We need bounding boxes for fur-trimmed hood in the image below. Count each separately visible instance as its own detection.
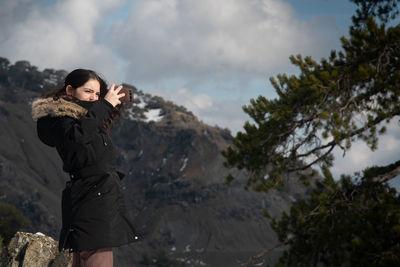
[31,97,88,121]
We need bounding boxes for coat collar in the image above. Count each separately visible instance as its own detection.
[31,97,88,121]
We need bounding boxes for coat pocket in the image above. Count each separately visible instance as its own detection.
[88,174,116,199]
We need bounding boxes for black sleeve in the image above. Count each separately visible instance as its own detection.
[51,99,114,145]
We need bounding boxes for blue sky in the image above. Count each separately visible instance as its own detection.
[1,0,399,182]
[287,0,354,21]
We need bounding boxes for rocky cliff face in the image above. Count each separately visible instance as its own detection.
[0,57,311,266]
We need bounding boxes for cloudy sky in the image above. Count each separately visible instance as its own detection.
[1,0,399,182]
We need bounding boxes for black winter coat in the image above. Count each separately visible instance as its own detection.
[32,97,137,252]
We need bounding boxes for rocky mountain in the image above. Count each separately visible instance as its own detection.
[0,57,312,266]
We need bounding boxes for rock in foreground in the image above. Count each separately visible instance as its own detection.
[2,232,72,267]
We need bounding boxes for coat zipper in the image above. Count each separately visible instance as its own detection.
[101,133,108,146]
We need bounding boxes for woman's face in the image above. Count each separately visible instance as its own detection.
[66,79,100,101]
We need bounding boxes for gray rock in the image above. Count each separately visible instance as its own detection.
[3,232,72,267]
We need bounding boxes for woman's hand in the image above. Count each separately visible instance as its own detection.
[104,84,125,107]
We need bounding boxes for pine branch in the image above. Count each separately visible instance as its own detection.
[370,162,400,183]
[238,241,289,267]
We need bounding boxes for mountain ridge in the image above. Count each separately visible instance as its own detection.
[0,57,311,266]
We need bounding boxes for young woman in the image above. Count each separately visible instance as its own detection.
[32,69,137,267]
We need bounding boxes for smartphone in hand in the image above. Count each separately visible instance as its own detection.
[119,87,134,102]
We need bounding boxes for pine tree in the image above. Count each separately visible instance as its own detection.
[222,0,400,265]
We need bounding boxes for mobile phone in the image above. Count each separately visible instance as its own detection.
[119,87,133,102]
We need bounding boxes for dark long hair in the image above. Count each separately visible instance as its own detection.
[45,69,121,131]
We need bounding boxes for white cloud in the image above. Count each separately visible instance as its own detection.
[197,98,248,133]
[0,0,124,83]
[0,0,35,43]
[112,0,336,83]
[149,87,247,133]
[149,87,212,112]
[331,119,400,178]
[174,88,213,110]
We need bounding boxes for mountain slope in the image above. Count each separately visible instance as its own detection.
[0,57,311,266]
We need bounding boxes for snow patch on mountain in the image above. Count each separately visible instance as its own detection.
[125,93,164,122]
